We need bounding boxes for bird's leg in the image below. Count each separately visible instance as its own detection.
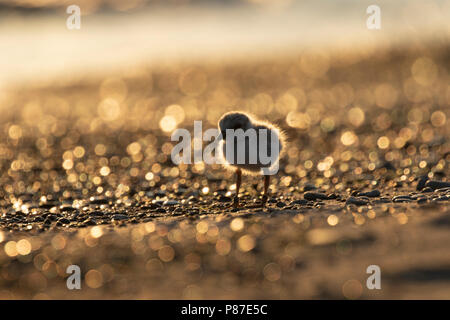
[233,168,242,208]
[261,175,270,207]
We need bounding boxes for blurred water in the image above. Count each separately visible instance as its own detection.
[0,0,449,88]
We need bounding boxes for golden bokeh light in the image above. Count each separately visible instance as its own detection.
[237,235,255,252]
[159,115,177,133]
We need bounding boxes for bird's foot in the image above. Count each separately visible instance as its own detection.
[261,195,268,208]
[233,196,240,208]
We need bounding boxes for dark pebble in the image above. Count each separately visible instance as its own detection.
[303,184,317,191]
[39,203,55,209]
[217,196,232,203]
[304,192,329,201]
[33,216,44,223]
[48,215,58,222]
[112,214,128,221]
[345,197,368,206]
[290,199,308,205]
[432,196,449,202]
[276,202,286,208]
[89,198,109,205]
[416,176,429,191]
[163,200,179,206]
[154,208,167,214]
[57,218,71,225]
[373,197,392,203]
[357,190,380,197]
[392,195,413,203]
[421,187,434,193]
[85,219,98,226]
[188,209,199,215]
[424,180,450,191]
[60,205,76,212]
[142,203,161,210]
[435,187,450,194]
[172,207,184,215]
[187,196,200,203]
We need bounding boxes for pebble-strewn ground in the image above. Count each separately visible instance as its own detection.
[0,43,449,299]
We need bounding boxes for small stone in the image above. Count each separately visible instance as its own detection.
[304,192,329,201]
[33,216,44,223]
[432,196,449,202]
[345,197,368,206]
[142,203,161,210]
[172,207,184,215]
[163,200,179,206]
[392,195,413,203]
[60,205,76,212]
[89,197,109,205]
[39,203,55,209]
[218,196,232,203]
[154,208,167,214]
[276,202,286,208]
[394,181,403,188]
[112,214,128,221]
[303,184,317,191]
[421,187,433,193]
[57,218,71,225]
[188,209,199,215]
[357,190,380,198]
[84,219,97,226]
[416,176,429,191]
[434,187,450,194]
[424,180,450,191]
[290,199,308,205]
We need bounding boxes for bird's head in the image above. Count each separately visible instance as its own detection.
[218,112,252,139]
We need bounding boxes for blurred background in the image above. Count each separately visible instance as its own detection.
[0,0,449,87]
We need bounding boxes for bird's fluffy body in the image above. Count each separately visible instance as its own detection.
[218,111,286,175]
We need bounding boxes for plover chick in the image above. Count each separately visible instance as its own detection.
[218,111,285,208]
